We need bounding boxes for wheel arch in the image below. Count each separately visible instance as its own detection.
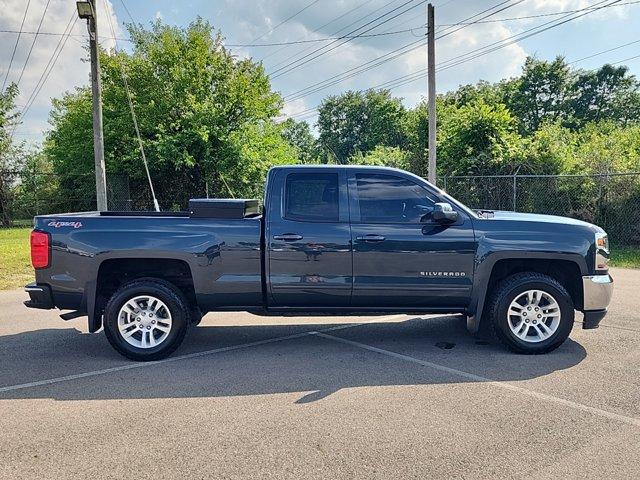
[90,257,196,333]
[467,253,586,334]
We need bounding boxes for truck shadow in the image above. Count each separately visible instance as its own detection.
[0,315,587,403]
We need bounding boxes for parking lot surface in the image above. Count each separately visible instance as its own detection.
[0,267,638,479]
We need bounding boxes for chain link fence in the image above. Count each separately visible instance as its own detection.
[0,170,134,226]
[3,169,639,245]
[0,168,215,226]
[442,173,640,246]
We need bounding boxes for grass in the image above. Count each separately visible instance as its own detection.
[609,246,640,269]
[0,227,638,291]
[0,227,34,290]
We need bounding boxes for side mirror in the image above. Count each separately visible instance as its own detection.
[431,202,459,223]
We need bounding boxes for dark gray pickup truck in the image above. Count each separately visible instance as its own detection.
[25,165,613,360]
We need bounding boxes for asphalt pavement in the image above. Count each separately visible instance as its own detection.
[0,268,638,479]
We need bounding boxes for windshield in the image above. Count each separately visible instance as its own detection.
[433,185,479,218]
[401,169,479,218]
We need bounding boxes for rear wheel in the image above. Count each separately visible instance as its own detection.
[487,272,574,354]
[103,279,190,361]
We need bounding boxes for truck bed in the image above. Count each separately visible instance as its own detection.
[33,212,264,331]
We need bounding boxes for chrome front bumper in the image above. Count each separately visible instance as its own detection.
[582,274,613,311]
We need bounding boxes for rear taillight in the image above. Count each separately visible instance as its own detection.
[30,230,50,269]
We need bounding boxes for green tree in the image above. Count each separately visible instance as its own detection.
[350,145,410,170]
[568,64,640,128]
[441,79,510,108]
[317,89,407,164]
[403,100,428,175]
[570,122,640,174]
[281,118,318,163]
[45,19,296,210]
[520,122,573,175]
[438,99,524,176]
[0,84,23,226]
[507,56,573,135]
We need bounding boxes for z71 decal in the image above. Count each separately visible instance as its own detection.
[47,221,83,229]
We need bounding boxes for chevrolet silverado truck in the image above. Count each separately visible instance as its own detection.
[24,165,613,361]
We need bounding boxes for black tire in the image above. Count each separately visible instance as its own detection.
[486,272,574,354]
[103,279,190,361]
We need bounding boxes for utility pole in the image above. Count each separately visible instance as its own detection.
[77,0,108,211]
[427,3,437,185]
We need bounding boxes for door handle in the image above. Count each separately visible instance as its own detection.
[273,233,303,242]
[356,234,386,243]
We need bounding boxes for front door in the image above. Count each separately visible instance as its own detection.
[349,172,476,308]
[267,169,352,307]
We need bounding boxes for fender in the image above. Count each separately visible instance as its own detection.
[466,249,588,334]
[88,253,197,333]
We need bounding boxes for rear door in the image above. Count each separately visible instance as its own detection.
[348,171,476,308]
[266,168,352,307]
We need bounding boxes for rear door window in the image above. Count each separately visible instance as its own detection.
[285,173,339,222]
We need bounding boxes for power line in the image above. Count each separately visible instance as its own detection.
[286,0,633,109]
[270,0,427,78]
[227,27,424,47]
[3,0,637,47]
[569,38,640,64]
[258,0,376,62]
[118,0,136,24]
[283,0,524,102]
[285,1,526,114]
[2,0,32,91]
[376,0,619,91]
[11,10,77,138]
[250,0,322,43]
[437,0,640,25]
[288,0,625,120]
[20,17,77,119]
[221,0,640,48]
[0,25,428,49]
[434,0,519,40]
[269,0,426,78]
[0,29,133,44]
[267,0,401,71]
[436,0,620,71]
[612,52,640,64]
[261,0,454,64]
[16,0,52,87]
[388,0,624,88]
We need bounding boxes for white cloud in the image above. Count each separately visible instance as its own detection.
[1,0,122,143]
[279,97,308,119]
[435,21,528,91]
[4,0,635,140]
[228,0,632,122]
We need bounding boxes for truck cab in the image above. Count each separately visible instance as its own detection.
[264,166,476,311]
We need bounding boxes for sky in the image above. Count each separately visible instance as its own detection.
[2,0,639,144]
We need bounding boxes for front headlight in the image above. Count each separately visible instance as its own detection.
[595,232,609,271]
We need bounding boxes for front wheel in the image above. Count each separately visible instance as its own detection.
[486,272,575,354]
[103,279,190,361]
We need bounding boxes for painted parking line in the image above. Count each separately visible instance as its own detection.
[313,331,640,429]
[0,315,410,394]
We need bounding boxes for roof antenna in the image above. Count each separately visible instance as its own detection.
[101,0,160,211]
[219,173,235,198]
